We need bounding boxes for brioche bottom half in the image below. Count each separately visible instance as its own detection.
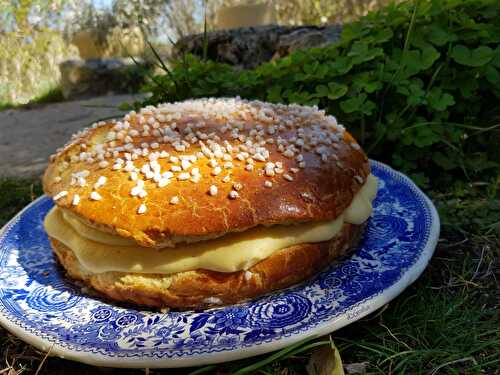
[49,222,364,310]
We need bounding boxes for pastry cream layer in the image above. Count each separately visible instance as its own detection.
[44,174,377,274]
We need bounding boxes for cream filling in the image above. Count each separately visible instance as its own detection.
[61,210,137,247]
[44,174,377,274]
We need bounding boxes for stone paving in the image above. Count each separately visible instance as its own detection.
[0,94,144,178]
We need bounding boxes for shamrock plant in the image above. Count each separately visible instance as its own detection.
[140,0,500,189]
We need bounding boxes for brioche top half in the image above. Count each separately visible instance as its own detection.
[43,98,370,247]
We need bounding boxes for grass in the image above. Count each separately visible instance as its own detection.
[0,177,498,374]
[0,87,65,111]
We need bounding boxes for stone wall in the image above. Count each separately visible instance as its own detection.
[174,24,343,69]
[59,58,150,100]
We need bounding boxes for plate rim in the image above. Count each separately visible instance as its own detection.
[0,160,440,368]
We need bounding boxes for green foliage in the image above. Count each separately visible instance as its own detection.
[31,87,64,105]
[140,0,500,190]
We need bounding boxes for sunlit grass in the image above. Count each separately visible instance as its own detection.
[0,87,65,111]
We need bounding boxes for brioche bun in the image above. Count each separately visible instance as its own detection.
[43,98,373,309]
[49,222,363,310]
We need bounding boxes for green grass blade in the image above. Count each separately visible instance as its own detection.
[187,364,217,375]
[146,40,170,74]
[146,39,179,93]
[232,336,317,375]
[119,40,171,97]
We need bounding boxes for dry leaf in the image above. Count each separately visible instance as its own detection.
[344,361,369,374]
[306,340,345,375]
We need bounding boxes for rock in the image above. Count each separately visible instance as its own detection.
[175,24,342,69]
[59,58,149,100]
[274,26,342,59]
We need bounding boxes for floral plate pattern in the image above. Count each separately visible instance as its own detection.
[0,161,439,368]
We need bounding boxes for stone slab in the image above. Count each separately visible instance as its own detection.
[0,94,145,178]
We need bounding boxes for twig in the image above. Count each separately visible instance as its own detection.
[470,245,488,282]
[34,344,54,375]
[428,357,477,375]
[438,238,469,249]
[379,323,412,350]
[360,303,389,321]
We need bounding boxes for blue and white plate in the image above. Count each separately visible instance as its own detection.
[0,161,439,368]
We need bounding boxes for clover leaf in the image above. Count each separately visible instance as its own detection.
[402,125,441,147]
[451,45,493,67]
[492,47,500,68]
[485,66,500,89]
[427,24,458,46]
[426,87,455,111]
[347,42,384,65]
[406,81,426,106]
[328,57,353,75]
[267,86,282,103]
[402,46,440,76]
[352,72,383,94]
[340,93,375,115]
[316,82,348,100]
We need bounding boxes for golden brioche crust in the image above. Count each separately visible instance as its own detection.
[49,223,364,310]
[43,99,370,247]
